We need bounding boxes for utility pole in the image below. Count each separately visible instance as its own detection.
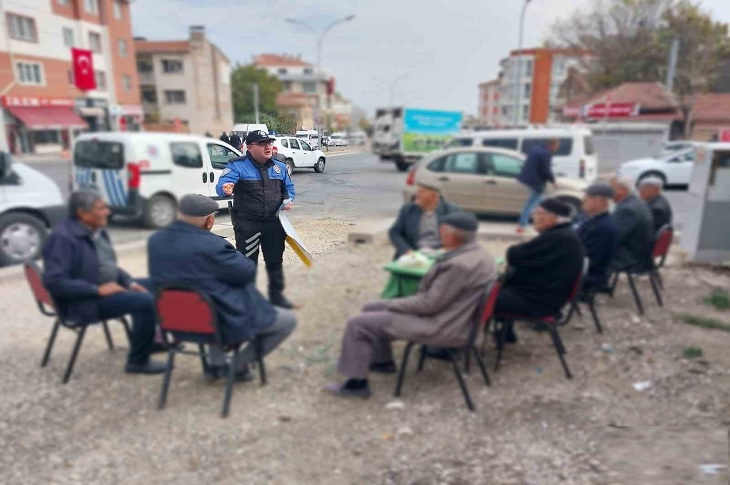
[252,83,260,124]
[665,37,680,94]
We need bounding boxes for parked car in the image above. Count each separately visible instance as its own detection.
[295,130,320,149]
[617,148,695,187]
[330,133,347,147]
[402,147,587,216]
[272,136,326,175]
[659,140,701,156]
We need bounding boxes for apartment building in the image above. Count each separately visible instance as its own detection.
[0,0,141,154]
[254,53,351,131]
[135,26,232,136]
[477,79,500,127]
[497,47,593,126]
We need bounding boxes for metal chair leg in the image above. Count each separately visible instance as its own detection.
[221,349,238,418]
[472,346,491,386]
[608,272,619,297]
[102,320,114,350]
[158,349,176,410]
[41,319,61,367]
[198,344,208,375]
[549,327,572,379]
[120,317,132,341]
[394,342,415,397]
[655,270,664,291]
[63,325,87,384]
[588,298,603,334]
[626,273,644,315]
[255,338,266,385]
[449,354,474,411]
[464,346,471,374]
[416,345,426,371]
[649,272,663,307]
[572,301,583,318]
[494,321,510,371]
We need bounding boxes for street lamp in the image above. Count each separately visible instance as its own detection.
[512,0,532,127]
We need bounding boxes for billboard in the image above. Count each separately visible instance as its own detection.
[402,109,463,153]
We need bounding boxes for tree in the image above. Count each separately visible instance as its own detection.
[230,64,283,122]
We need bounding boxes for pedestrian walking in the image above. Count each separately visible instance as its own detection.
[516,138,559,233]
[215,130,297,309]
[220,131,230,144]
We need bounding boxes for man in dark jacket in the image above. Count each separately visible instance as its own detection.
[148,194,297,380]
[220,132,230,145]
[216,130,297,309]
[496,198,585,341]
[638,176,672,232]
[516,139,560,233]
[575,183,619,291]
[610,176,655,271]
[42,190,165,374]
[229,132,242,150]
[388,183,462,259]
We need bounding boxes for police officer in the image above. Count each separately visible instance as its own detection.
[216,130,296,309]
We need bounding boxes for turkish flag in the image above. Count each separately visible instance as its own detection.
[72,48,96,91]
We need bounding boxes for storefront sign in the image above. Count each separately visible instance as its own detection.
[719,128,730,142]
[583,103,639,118]
[1,96,74,108]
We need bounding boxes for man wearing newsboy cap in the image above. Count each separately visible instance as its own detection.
[575,183,619,292]
[148,194,297,382]
[325,212,496,398]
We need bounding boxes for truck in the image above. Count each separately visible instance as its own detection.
[372,107,463,171]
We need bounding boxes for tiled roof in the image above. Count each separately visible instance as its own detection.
[588,82,677,110]
[693,93,730,122]
[135,40,189,53]
[255,54,313,67]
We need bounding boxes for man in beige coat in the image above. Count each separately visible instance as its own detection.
[325,212,497,398]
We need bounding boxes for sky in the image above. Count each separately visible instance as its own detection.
[131,0,730,118]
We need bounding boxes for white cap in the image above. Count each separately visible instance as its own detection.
[638,176,664,188]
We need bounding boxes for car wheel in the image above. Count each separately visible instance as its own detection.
[556,196,582,217]
[314,158,326,173]
[142,194,176,229]
[0,212,47,266]
[285,159,294,176]
[638,171,666,187]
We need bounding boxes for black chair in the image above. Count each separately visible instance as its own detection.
[493,258,588,380]
[155,285,266,418]
[608,225,673,315]
[394,281,500,412]
[24,262,131,384]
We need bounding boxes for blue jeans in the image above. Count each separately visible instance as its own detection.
[518,189,543,227]
[97,278,156,366]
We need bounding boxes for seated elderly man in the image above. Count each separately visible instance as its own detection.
[326,212,496,398]
[388,183,462,259]
[609,175,655,271]
[496,199,585,342]
[42,190,165,374]
[575,183,619,292]
[638,176,673,232]
[148,194,297,381]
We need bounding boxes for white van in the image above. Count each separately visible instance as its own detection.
[446,127,598,181]
[231,123,269,144]
[73,132,242,228]
[295,130,320,149]
[0,152,66,265]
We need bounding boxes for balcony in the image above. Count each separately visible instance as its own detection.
[138,71,156,86]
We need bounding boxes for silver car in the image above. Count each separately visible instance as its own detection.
[402,147,587,215]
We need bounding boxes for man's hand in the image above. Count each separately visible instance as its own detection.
[284,202,293,211]
[98,282,127,296]
[129,282,149,293]
[222,183,235,196]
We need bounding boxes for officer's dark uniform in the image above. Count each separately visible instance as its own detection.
[216,131,296,308]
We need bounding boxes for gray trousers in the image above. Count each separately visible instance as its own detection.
[209,308,297,370]
[337,300,400,379]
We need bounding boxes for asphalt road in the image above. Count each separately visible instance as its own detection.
[30,150,689,247]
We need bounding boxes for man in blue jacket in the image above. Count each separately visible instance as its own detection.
[516,138,559,233]
[42,190,165,374]
[216,130,297,309]
[148,194,297,380]
[575,183,619,292]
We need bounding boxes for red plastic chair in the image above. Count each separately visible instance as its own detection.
[155,286,266,418]
[394,280,500,412]
[24,262,130,384]
[493,258,588,380]
[609,225,673,315]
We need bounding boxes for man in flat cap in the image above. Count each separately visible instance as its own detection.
[495,198,585,342]
[609,175,654,271]
[638,176,672,232]
[216,129,297,309]
[389,183,462,259]
[575,183,619,292]
[148,194,297,381]
[325,212,496,398]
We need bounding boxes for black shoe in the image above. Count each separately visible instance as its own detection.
[205,364,254,382]
[150,342,184,354]
[125,360,167,375]
[369,361,397,374]
[422,346,455,361]
[235,366,254,382]
[323,381,371,399]
[270,295,296,309]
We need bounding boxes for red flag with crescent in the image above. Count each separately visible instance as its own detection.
[72,48,96,91]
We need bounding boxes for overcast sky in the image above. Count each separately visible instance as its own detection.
[131,0,730,118]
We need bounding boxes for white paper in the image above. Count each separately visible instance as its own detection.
[278,206,313,267]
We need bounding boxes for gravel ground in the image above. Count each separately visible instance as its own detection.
[1,220,729,484]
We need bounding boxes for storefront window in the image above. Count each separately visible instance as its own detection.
[31,130,60,145]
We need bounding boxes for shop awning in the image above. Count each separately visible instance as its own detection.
[5,106,88,130]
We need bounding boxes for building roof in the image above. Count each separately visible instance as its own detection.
[585,82,677,110]
[693,93,730,122]
[135,40,190,53]
[509,47,593,57]
[276,92,311,108]
[478,79,500,88]
[255,54,313,68]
